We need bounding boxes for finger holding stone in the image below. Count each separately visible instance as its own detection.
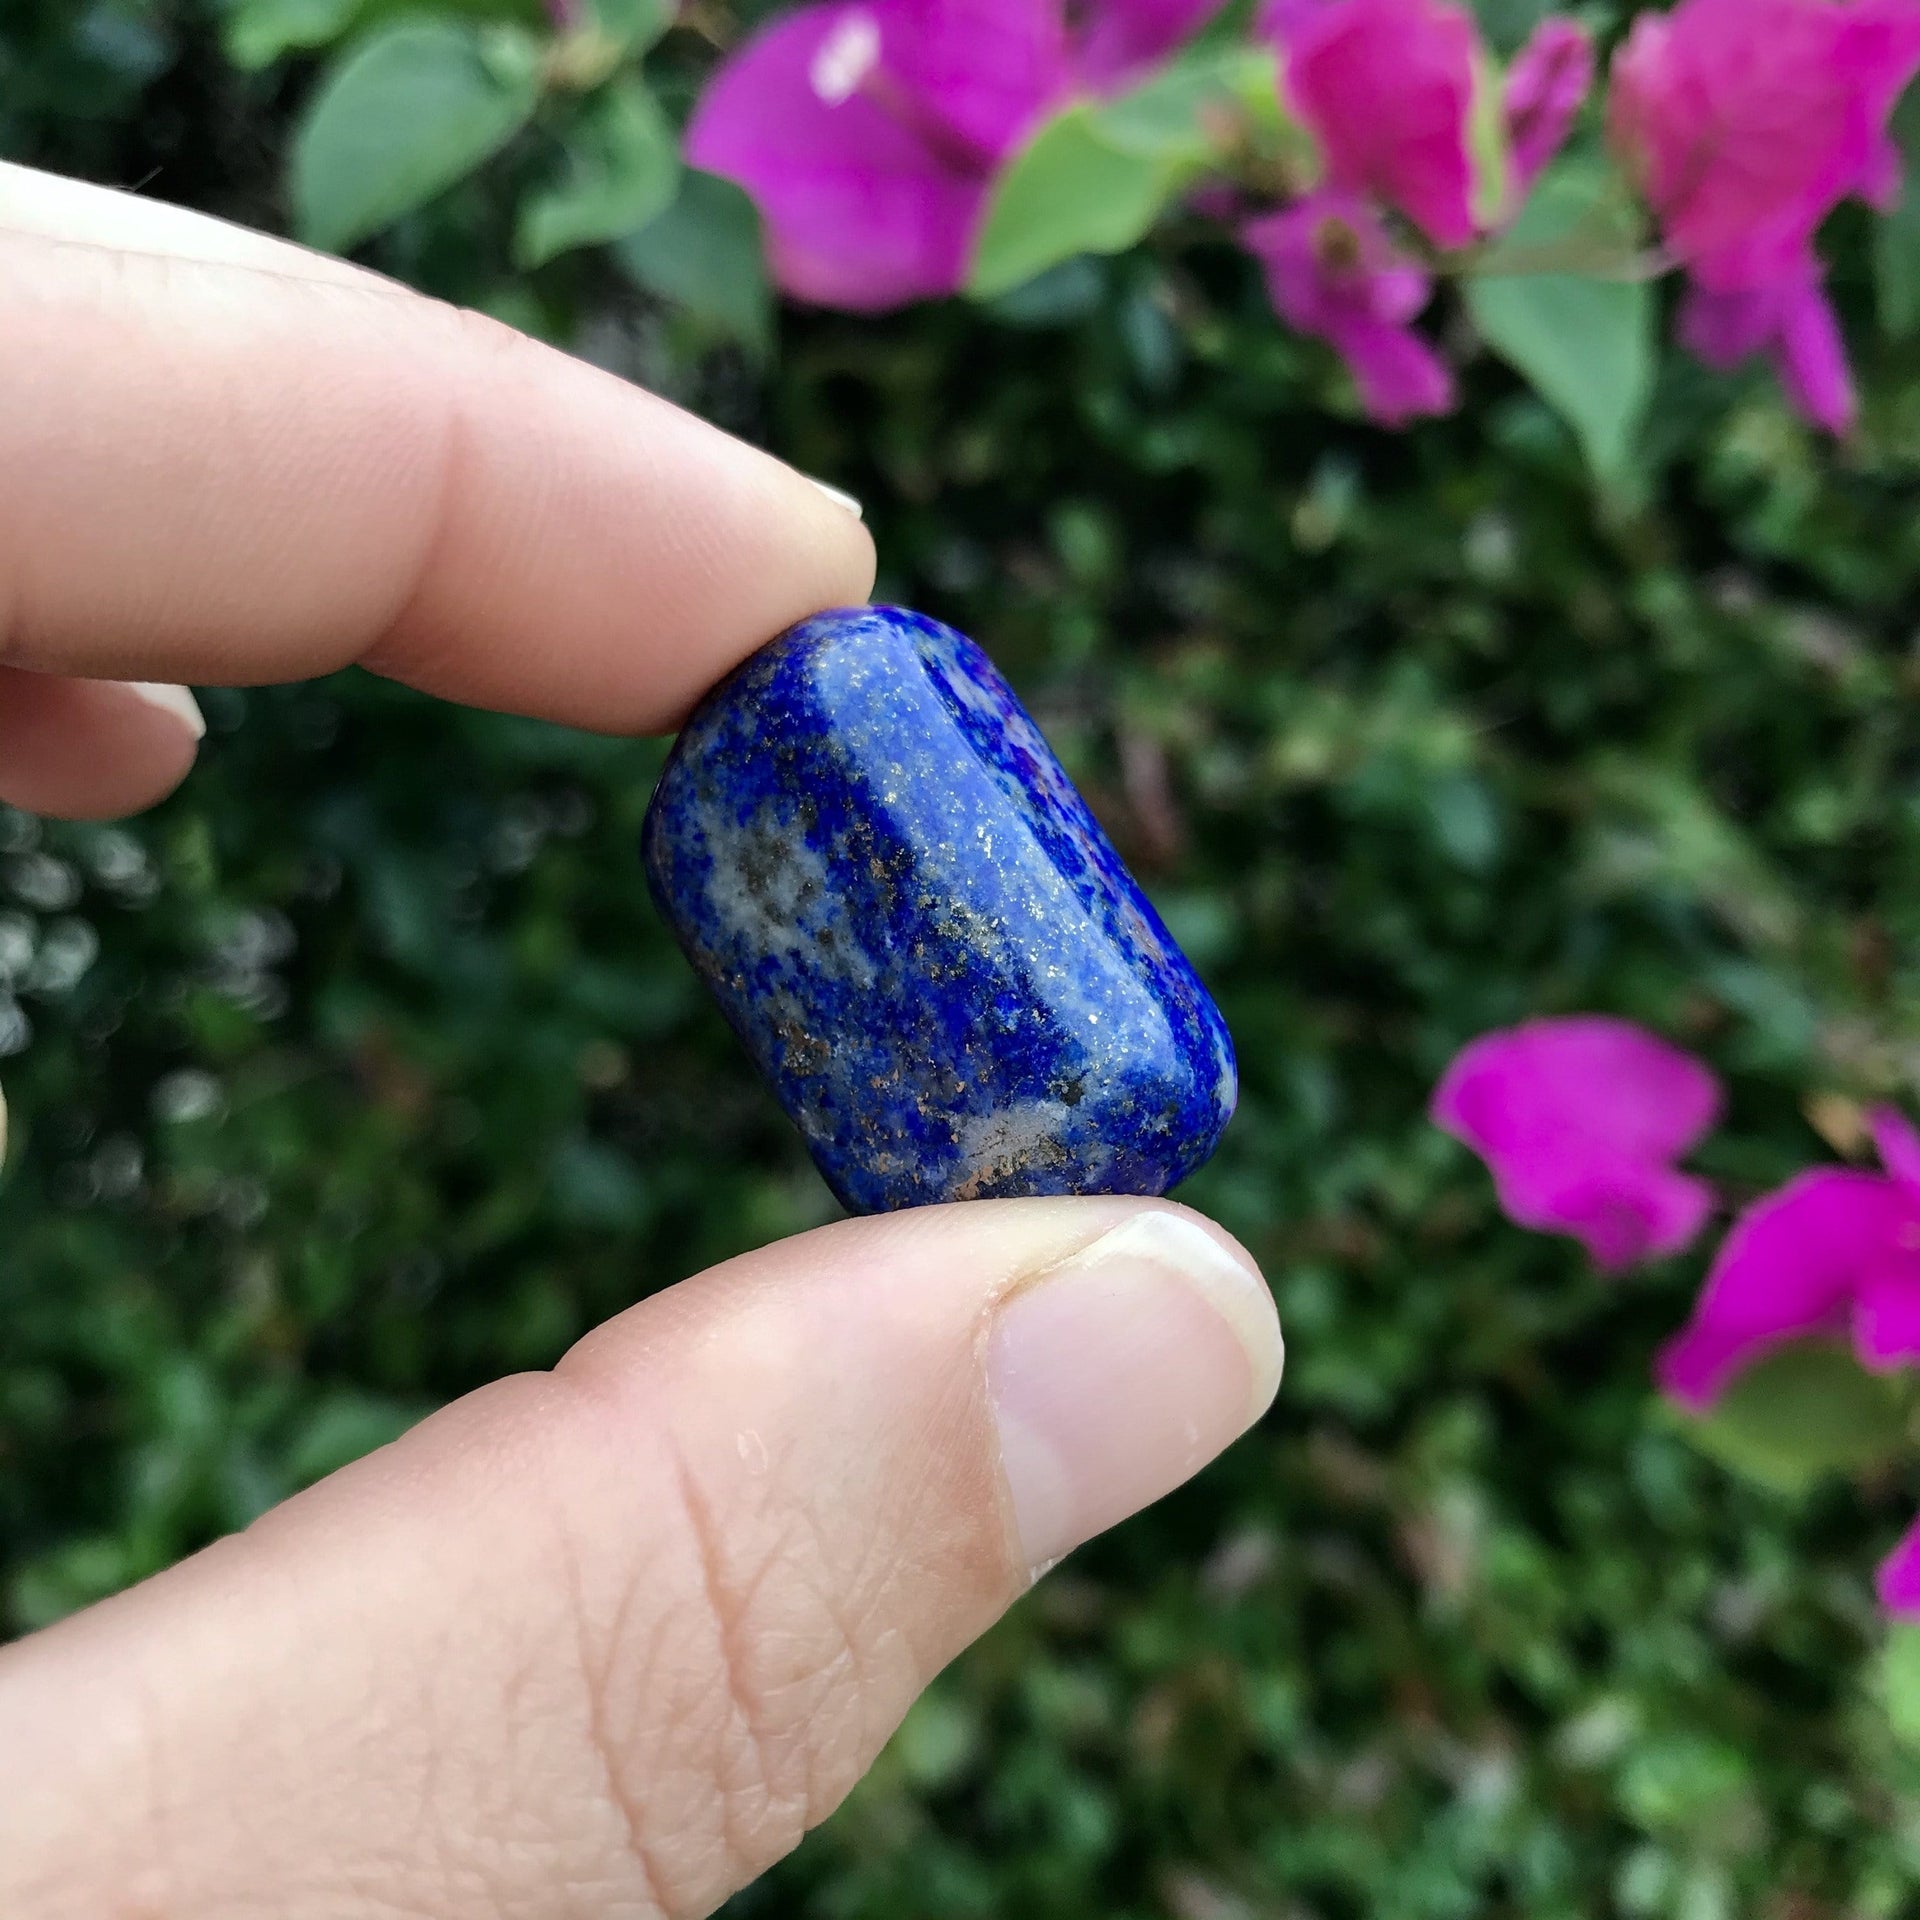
[0,180,873,733]
[0,1198,1281,1920]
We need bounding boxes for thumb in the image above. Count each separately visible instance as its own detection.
[0,1197,1281,1920]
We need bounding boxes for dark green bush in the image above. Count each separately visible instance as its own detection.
[6,6,1920,1914]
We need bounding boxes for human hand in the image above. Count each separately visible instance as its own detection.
[0,163,1285,1920]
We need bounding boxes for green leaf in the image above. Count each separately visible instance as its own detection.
[545,0,673,90]
[1471,0,1554,56]
[969,47,1263,299]
[1882,1623,1920,1749]
[291,19,543,253]
[283,1392,425,1485]
[223,0,367,70]
[1616,1735,1755,1838]
[588,0,673,55]
[968,108,1190,300]
[1682,1341,1910,1498]
[615,168,774,358]
[515,77,678,268]
[983,255,1107,328]
[893,1691,983,1791]
[1464,163,1654,489]
[1875,89,1920,339]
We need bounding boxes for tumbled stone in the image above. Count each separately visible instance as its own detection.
[641,606,1236,1214]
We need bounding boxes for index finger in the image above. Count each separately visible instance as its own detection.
[0,164,873,732]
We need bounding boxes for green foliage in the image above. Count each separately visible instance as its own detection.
[223,0,370,70]
[514,74,677,267]
[1683,1343,1913,1498]
[8,8,1920,1918]
[1877,90,1920,340]
[616,168,775,358]
[970,49,1275,299]
[1880,1622,1920,1750]
[1465,164,1656,490]
[222,0,360,68]
[584,0,674,56]
[291,17,543,251]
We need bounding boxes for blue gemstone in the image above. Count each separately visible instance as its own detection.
[642,606,1237,1214]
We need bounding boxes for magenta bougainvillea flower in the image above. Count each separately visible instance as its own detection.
[1658,1104,1920,1620]
[1879,1515,1920,1616]
[1502,17,1595,202]
[1658,1106,1920,1410]
[1074,0,1224,87]
[1261,0,1592,247]
[1678,258,1857,433]
[687,0,1219,308]
[1249,0,1588,423]
[1243,190,1454,423]
[1609,0,1920,291]
[1431,1016,1723,1272]
[1263,0,1484,247]
[1608,0,1920,431]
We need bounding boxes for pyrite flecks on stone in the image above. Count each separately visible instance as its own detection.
[641,606,1237,1215]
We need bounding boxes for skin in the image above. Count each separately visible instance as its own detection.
[0,163,1283,1920]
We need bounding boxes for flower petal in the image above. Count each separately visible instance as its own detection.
[1607,0,1920,292]
[1433,1018,1721,1270]
[1504,18,1593,200]
[1656,1168,1909,1409]
[1677,278,1785,367]
[1327,310,1457,424]
[1075,0,1226,90]
[686,1,989,309]
[1243,189,1411,329]
[1877,1511,1920,1617]
[1273,0,1483,248]
[1245,192,1454,426]
[1432,1016,1722,1165]
[1872,1106,1920,1192]
[1676,263,1857,434]
[1856,129,1906,207]
[1495,1149,1715,1272]
[1855,1254,1920,1369]
[881,0,1071,161]
[1774,273,1856,433]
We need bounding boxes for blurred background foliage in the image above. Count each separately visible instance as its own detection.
[6,2,1920,1915]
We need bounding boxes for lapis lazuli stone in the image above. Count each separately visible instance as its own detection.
[641,606,1236,1215]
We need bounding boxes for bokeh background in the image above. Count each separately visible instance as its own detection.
[6,3,1920,1913]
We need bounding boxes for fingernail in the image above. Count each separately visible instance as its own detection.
[123,682,206,740]
[803,475,864,520]
[988,1211,1283,1577]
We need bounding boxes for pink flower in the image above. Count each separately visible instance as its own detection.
[1503,18,1594,202]
[1262,0,1592,248]
[687,0,1220,309]
[1247,2,1588,423]
[1265,0,1483,248]
[1677,256,1858,434]
[1658,1106,1920,1410]
[1878,1513,1920,1617]
[1244,190,1454,423]
[1609,0,1920,293]
[1074,0,1224,89]
[1431,1016,1723,1272]
[1608,0,1920,431]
